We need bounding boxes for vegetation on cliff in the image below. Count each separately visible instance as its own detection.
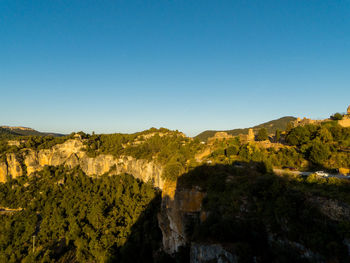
[83,128,203,181]
[0,128,203,182]
[0,133,77,160]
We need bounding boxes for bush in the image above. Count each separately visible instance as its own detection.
[256,128,268,141]
[162,162,184,181]
[309,140,331,165]
[331,113,343,120]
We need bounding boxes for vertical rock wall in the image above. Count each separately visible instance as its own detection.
[158,181,206,254]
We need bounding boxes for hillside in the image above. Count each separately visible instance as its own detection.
[0,126,64,137]
[195,116,296,141]
[0,127,20,137]
[1,114,350,262]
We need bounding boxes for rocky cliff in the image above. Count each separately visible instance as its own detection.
[157,163,350,261]
[0,139,164,188]
[0,138,206,257]
[158,181,206,254]
[3,138,349,261]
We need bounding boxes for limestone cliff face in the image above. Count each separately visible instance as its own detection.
[158,181,206,254]
[0,162,8,182]
[6,153,23,179]
[0,139,164,188]
[338,118,350,128]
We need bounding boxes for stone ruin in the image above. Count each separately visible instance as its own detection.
[336,105,350,127]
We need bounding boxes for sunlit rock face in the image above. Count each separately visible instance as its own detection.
[158,181,206,254]
[5,153,23,179]
[0,162,8,182]
[0,139,164,188]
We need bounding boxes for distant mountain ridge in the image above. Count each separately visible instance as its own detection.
[1,126,34,131]
[195,116,296,141]
[0,126,64,137]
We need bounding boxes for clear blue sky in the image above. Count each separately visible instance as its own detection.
[1,0,349,136]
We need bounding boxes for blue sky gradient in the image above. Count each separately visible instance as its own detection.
[1,0,349,136]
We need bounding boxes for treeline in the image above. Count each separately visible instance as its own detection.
[208,122,350,170]
[285,122,350,169]
[209,137,304,170]
[0,166,162,263]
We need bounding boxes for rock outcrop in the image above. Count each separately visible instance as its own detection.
[338,118,350,128]
[308,196,350,221]
[0,138,208,256]
[190,243,237,263]
[0,162,8,182]
[0,139,164,188]
[158,181,206,254]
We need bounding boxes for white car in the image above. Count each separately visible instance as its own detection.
[315,171,328,177]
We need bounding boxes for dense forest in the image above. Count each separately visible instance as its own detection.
[0,166,163,263]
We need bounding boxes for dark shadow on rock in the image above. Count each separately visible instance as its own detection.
[162,161,350,263]
[95,161,350,263]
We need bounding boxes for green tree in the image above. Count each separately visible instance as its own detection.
[309,140,331,165]
[275,129,281,142]
[256,128,268,141]
[226,145,239,156]
[162,162,184,181]
[285,125,317,146]
[331,113,343,120]
[317,127,333,143]
[285,122,294,132]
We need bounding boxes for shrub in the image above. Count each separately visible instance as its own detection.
[256,128,268,141]
[162,162,184,181]
[331,113,343,120]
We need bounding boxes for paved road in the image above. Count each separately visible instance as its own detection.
[273,169,350,179]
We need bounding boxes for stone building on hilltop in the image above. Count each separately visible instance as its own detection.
[207,129,255,144]
[337,105,350,127]
[207,132,233,144]
[291,117,319,127]
[239,128,255,143]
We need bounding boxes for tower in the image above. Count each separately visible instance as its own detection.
[247,128,255,141]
